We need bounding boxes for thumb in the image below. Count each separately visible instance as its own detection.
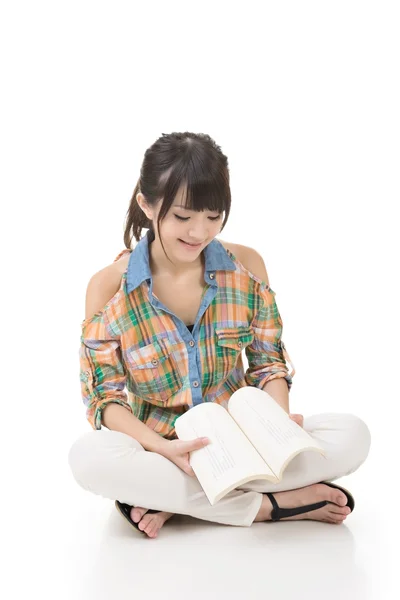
[186,437,210,451]
[184,462,196,477]
[289,414,303,426]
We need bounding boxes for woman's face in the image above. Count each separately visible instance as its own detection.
[141,189,224,263]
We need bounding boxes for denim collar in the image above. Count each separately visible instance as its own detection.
[126,229,236,293]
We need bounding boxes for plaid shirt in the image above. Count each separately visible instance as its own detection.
[79,229,295,440]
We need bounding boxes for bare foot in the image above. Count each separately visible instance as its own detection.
[254,483,352,525]
[130,507,175,538]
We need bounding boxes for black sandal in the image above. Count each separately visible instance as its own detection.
[115,500,161,535]
[266,481,355,522]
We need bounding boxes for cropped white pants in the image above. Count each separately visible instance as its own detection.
[68,412,371,527]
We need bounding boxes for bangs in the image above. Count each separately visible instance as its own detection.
[177,176,228,214]
[157,159,230,220]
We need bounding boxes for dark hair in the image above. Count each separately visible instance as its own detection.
[123,132,231,261]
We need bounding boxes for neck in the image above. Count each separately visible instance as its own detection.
[149,236,204,278]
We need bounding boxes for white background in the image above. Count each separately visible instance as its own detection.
[1,1,398,598]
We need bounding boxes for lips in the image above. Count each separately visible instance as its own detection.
[179,240,203,247]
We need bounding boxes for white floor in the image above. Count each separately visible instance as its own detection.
[11,435,395,600]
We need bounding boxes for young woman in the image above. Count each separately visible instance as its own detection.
[68,132,371,539]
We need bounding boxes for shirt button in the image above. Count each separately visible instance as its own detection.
[189,340,195,347]
[209,272,215,279]
[151,359,158,366]
[193,381,199,387]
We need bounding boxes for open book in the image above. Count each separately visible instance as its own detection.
[174,386,327,506]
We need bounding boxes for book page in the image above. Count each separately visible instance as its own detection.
[174,402,278,505]
[228,387,327,479]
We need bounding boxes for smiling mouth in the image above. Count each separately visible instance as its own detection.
[179,240,203,246]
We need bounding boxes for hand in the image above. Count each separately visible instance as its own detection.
[289,413,304,428]
[158,437,211,476]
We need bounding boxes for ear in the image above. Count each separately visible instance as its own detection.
[136,193,154,221]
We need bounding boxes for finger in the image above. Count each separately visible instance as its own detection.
[187,437,210,451]
[184,464,195,476]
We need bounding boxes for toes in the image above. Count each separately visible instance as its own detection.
[140,514,158,537]
[329,512,347,523]
[318,484,348,507]
[131,507,148,523]
[146,524,157,537]
[141,516,153,532]
[322,515,345,524]
[145,524,158,538]
[336,494,347,506]
[329,505,351,515]
[129,508,161,538]
[138,519,147,531]
[318,484,347,506]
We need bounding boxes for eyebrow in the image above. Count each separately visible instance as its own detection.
[173,205,221,212]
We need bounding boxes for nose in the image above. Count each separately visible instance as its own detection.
[187,224,208,242]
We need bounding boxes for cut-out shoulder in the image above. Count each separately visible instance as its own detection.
[219,239,269,285]
[85,261,126,321]
[241,246,270,285]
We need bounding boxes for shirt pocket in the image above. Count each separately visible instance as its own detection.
[125,338,184,405]
[215,325,255,381]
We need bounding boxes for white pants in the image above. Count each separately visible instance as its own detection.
[68,412,371,527]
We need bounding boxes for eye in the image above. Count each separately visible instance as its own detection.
[174,215,221,222]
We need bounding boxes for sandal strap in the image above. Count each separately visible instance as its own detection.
[266,492,328,521]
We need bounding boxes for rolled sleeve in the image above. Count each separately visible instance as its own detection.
[79,312,132,430]
[245,285,296,391]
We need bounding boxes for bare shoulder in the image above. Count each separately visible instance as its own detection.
[85,257,129,320]
[218,238,269,285]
